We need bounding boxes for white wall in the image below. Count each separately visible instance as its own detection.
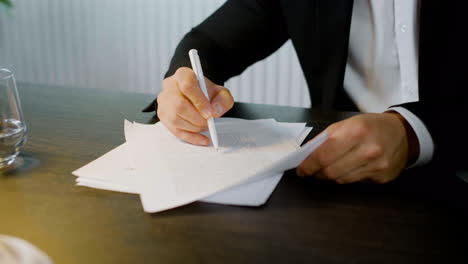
[0,0,311,107]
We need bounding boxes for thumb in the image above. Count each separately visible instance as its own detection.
[210,86,234,118]
[204,78,234,118]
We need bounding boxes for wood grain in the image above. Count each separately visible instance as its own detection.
[0,83,467,264]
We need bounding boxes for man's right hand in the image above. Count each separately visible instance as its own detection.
[156,67,234,146]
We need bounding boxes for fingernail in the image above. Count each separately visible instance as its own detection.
[201,109,212,119]
[213,103,224,116]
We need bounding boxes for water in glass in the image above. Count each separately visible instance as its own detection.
[0,68,27,168]
[0,119,26,167]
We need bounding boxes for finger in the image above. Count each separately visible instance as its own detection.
[210,87,234,118]
[158,102,208,144]
[175,95,209,128]
[334,163,371,184]
[337,164,395,184]
[205,77,223,99]
[157,83,207,127]
[158,107,206,133]
[158,89,207,129]
[173,114,207,133]
[316,144,369,181]
[175,68,214,119]
[296,123,356,177]
[335,143,390,184]
[204,78,234,118]
[166,125,210,146]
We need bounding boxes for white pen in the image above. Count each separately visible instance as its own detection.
[188,49,219,151]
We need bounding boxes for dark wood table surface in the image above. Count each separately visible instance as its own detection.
[1,83,467,264]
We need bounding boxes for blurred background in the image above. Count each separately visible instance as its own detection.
[0,0,310,107]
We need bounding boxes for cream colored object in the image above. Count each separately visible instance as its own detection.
[0,235,53,264]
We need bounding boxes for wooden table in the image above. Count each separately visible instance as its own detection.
[1,83,467,263]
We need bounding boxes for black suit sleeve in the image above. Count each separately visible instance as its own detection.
[143,0,289,112]
[395,1,468,171]
[165,0,289,84]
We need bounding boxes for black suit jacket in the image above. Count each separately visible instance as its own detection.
[148,0,468,171]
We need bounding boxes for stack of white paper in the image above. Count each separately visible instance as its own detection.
[73,118,327,213]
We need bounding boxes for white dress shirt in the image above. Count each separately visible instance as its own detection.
[344,0,434,166]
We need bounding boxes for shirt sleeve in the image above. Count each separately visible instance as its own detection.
[387,106,434,167]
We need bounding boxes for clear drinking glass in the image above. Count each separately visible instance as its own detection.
[0,68,27,168]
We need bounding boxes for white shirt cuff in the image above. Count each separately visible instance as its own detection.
[387,106,435,167]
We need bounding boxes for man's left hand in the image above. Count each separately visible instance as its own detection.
[296,113,409,184]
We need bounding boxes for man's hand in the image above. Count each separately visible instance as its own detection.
[297,113,410,184]
[156,67,234,146]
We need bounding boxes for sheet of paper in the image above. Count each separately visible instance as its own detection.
[125,119,325,213]
[73,144,139,193]
[77,178,136,194]
[125,119,299,212]
[200,174,283,206]
[199,126,312,206]
[72,118,314,208]
[73,123,312,206]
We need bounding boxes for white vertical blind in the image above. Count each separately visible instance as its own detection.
[0,0,311,107]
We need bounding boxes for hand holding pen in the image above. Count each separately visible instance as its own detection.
[156,50,234,147]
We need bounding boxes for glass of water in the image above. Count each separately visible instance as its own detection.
[0,68,26,168]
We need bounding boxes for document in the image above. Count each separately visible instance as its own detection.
[73,118,325,213]
[125,119,325,213]
[74,119,312,206]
